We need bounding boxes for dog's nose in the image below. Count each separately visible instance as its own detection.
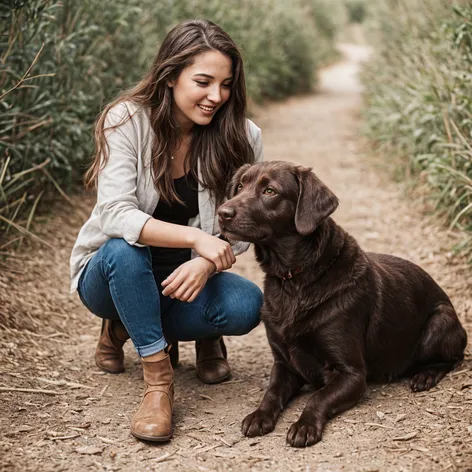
[218,206,236,220]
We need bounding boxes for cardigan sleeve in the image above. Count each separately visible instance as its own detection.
[96,103,152,245]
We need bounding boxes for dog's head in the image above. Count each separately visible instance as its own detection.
[217,161,339,243]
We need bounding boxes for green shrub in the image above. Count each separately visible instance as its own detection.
[344,0,367,23]
[0,0,146,246]
[362,0,472,261]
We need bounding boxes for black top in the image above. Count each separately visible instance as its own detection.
[150,171,199,274]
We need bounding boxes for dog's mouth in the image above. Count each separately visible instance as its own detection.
[220,223,268,243]
[220,227,247,242]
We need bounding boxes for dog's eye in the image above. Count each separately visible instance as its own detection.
[263,187,277,196]
[236,183,243,192]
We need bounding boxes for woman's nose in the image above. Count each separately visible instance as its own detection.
[207,85,222,103]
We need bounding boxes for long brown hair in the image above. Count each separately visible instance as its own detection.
[84,19,255,205]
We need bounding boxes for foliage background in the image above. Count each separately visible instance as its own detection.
[361,0,472,260]
[0,0,346,248]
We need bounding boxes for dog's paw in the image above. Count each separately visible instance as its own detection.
[241,410,276,437]
[410,369,445,392]
[286,418,323,448]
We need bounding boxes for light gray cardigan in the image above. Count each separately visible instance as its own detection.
[70,101,263,292]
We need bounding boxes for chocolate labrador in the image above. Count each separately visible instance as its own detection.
[217,161,467,448]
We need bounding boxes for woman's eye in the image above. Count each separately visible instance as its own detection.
[263,187,277,196]
[222,83,232,89]
[196,81,209,87]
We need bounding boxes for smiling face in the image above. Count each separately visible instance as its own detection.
[217,161,339,243]
[169,50,233,132]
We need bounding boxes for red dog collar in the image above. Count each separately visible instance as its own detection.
[281,267,303,281]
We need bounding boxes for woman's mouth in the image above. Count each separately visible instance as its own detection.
[198,104,216,114]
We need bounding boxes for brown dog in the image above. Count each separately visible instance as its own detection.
[217,161,467,448]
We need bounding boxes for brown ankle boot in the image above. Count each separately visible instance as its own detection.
[131,354,174,442]
[196,337,231,384]
[95,319,130,374]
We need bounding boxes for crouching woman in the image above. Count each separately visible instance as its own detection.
[70,19,263,442]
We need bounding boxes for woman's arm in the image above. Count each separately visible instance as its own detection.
[139,218,235,272]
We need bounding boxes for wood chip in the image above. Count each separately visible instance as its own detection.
[50,434,80,441]
[394,414,407,423]
[18,426,34,433]
[75,446,103,455]
[98,436,116,445]
[364,423,393,429]
[199,394,214,401]
[411,446,430,453]
[195,444,221,455]
[425,408,443,417]
[99,385,109,396]
[392,431,418,441]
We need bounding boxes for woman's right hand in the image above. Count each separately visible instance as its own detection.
[192,231,236,272]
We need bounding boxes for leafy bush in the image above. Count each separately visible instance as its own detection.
[362,0,472,260]
[344,0,367,23]
[0,0,146,246]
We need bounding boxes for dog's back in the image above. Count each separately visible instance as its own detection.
[362,253,464,381]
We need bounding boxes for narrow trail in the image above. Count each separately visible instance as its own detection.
[1,45,471,472]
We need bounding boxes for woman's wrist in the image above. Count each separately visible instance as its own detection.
[198,256,217,276]
[187,227,202,249]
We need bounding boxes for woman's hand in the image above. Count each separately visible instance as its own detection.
[161,257,216,302]
[192,231,236,272]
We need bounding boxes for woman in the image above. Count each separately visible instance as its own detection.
[70,19,263,442]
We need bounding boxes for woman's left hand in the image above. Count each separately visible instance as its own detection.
[161,257,216,302]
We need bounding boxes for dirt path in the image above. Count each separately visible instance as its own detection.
[1,44,471,472]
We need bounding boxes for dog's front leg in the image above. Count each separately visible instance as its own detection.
[242,361,304,437]
[287,369,366,447]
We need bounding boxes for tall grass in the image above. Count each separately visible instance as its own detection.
[362,0,472,261]
[1,0,346,249]
[0,0,146,248]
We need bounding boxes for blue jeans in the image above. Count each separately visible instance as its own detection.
[77,238,263,357]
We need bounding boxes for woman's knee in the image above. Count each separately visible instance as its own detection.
[208,274,263,335]
[101,238,151,272]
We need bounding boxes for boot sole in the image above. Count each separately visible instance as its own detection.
[95,360,125,374]
[197,371,232,384]
[131,430,172,442]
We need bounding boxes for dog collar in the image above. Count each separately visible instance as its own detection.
[281,267,303,281]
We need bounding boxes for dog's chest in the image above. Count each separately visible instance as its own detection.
[264,316,327,386]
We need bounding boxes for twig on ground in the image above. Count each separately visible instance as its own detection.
[154,448,180,463]
[0,387,63,396]
[198,394,214,401]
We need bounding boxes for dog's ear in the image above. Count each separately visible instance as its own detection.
[295,167,339,235]
[227,164,251,198]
